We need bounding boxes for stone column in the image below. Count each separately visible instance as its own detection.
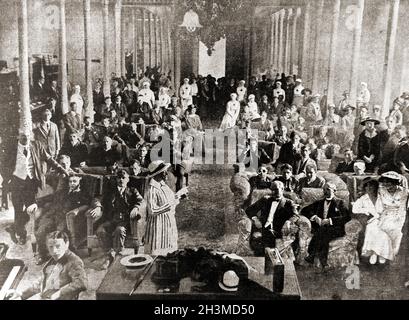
[167,21,173,78]
[121,8,126,77]
[312,0,324,93]
[274,12,279,72]
[400,48,409,94]
[300,2,311,79]
[141,9,146,73]
[278,10,285,73]
[291,8,301,75]
[269,14,275,69]
[160,20,164,71]
[349,0,365,107]
[83,0,93,121]
[382,0,400,118]
[153,15,157,67]
[148,12,153,67]
[284,9,293,75]
[114,0,122,77]
[327,0,341,105]
[17,0,31,135]
[174,28,181,94]
[103,0,110,95]
[59,0,69,115]
[132,8,138,77]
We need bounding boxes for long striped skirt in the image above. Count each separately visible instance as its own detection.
[144,210,178,256]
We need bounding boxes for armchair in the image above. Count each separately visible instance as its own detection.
[86,175,149,256]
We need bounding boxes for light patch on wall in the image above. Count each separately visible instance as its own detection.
[199,38,226,79]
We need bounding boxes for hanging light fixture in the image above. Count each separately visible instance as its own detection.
[180,9,203,33]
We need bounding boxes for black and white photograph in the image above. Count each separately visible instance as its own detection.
[0,0,409,306]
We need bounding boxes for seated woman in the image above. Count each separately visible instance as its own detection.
[353,172,409,264]
[184,105,203,132]
[247,94,261,120]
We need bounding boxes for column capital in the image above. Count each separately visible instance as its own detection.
[115,0,122,9]
[287,8,294,18]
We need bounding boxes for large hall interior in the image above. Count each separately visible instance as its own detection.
[1,0,409,300]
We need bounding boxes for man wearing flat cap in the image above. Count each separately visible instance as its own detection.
[301,183,350,272]
[357,118,381,173]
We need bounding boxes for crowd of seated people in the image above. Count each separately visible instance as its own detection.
[2,64,409,293]
[229,71,409,276]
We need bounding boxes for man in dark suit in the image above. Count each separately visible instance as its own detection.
[238,138,272,172]
[89,170,144,268]
[276,131,302,173]
[47,80,61,102]
[245,181,299,256]
[89,136,129,168]
[59,132,89,168]
[335,148,356,174]
[393,125,409,174]
[32,76,46,101]
[301,183,350,271]
[275,164,299,192]
[33,109,60,159]
[7,133,69,245]
[294,145,317,176]
[6,231,87,300]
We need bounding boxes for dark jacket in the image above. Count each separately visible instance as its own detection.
[276,141,302,172]
[357,130,381,170]
[294,157,317,176]
[100,184,144,224]
[301,198,350,237]
[22,250,87,300]
[335,161,355,174]
[245,196,298,239]
[59,142,89,168]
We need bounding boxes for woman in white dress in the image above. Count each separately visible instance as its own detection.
[180,78,193,113]
[144,161,187,256]
[158,87,171,109]
[247,94,260,120]
[220,93,241,130]
[352,172,408,264]
[236,80,247,103]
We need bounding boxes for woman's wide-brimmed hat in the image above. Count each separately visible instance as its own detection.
[148,160,171,176]
[379,171,403,184]
[360,117,380,126]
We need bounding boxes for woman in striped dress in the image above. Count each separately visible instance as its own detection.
[144,161,186,256]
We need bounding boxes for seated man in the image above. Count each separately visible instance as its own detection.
[335,148,355,174]
[59,131,89,168]
[276,131,302,173]
[301,183,350,272]
[294,145,317,176]
[82,116,101,145]
[31,174,91,264]
[249,165,275,191]
[90,170,144,269]
[89,136,129,168]
[238,138,273,172]
[6,231,87,300]
[275,164,299,192]
[245,181,299,256]
[48,154,84,191]
[297,164,326,192]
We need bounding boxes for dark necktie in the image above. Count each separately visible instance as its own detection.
[23,148,28,157]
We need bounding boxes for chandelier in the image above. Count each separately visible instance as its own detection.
[177,0,247,55]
